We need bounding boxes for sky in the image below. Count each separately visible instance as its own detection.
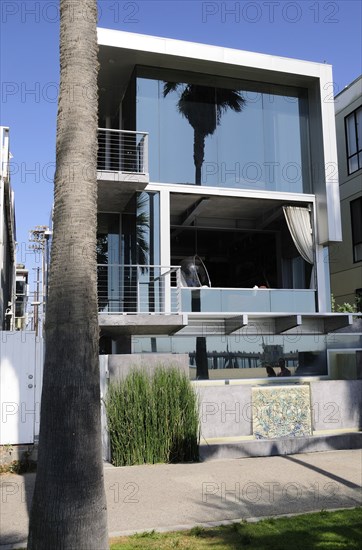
[1,0,362,294]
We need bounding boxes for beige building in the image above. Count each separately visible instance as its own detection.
[330,76,362,311]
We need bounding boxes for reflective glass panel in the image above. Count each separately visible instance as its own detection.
[136,70,311,193]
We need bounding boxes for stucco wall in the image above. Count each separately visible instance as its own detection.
[196,380,362,440]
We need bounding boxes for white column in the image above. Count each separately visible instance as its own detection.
[315,244,331,312]
[159,188,171,312]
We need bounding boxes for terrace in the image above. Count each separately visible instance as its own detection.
[97,128,149,211]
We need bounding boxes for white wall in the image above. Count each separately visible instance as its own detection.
[0,332,43,445]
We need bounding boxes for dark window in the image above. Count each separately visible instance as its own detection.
[15,297,25,318]
[350,198,362,262]
[356,288,362,312]
[16,281,25,295]
[345,106,362,175]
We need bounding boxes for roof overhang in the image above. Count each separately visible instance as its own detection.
[97,28,325,118]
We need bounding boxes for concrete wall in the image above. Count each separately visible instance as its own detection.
[198,384,253,439]
[310,380,362,431]
[108,353,189,381]
[197,379,362,440]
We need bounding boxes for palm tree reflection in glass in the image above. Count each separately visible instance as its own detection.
[163,83,245,185]
[164,83,245,378]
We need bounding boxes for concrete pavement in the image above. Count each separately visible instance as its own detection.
[1,449,361,548]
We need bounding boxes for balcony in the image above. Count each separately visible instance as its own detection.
[97,264,355,336]
[97,264,187,336]
[97,264,317,315]
[178,287,316,314]
[97,264,182,314]
[97,129,149,211]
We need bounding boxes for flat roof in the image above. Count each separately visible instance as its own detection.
[97,28,332,78]
[97,28,332,118]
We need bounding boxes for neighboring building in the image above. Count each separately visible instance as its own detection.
[330,76,362,311]
[0,126,16,330]
[14,264,29,331]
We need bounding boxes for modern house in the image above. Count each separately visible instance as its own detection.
[330,76,362,311]
[0,126,16,330]
[95,30,361,456]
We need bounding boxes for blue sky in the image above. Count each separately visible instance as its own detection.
[1,0,361,290]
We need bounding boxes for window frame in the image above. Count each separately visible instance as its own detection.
[350,197,362,263]
[345,106,362,175]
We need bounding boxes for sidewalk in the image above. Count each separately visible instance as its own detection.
[1,449,361,548]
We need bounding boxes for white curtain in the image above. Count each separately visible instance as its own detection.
[283,206,313,264]
[283,206,314,288]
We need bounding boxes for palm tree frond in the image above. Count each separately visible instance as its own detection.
[163,81,182,97]
[163,80,246,185]
[215,88,245,123]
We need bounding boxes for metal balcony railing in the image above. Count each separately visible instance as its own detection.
[98,263,318,316]
[97,264,182,314]
[97,129,148,175]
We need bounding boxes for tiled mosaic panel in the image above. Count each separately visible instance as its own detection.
[252,385,312,439]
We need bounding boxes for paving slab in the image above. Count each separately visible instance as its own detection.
[1,449,361,548]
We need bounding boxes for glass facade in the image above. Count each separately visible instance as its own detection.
[97,213,121,312]
[132,334,362,380]
[136,68,311,192]
[97,192,160,313]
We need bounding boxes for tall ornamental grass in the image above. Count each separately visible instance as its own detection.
[105,366,200,466]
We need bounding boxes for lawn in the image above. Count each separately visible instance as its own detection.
[110,508,362,549]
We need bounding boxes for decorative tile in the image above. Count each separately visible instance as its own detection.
[252,385,312,439]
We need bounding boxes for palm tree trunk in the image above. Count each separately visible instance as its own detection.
[28,1,108,548]
[194,129,205,185]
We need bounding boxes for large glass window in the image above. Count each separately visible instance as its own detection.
[97,213,121,312]
[345,106,362,175]
[136,68,311,193]
[97,192,160,313]
[350,197,362,262]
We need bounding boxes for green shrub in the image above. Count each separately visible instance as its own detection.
[105,366,200,466]
[331,293,359,313]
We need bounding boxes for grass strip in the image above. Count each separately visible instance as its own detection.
[110,507,362,549]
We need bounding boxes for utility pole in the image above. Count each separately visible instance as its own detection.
[32,267,41,337]
[29,225,52,336]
